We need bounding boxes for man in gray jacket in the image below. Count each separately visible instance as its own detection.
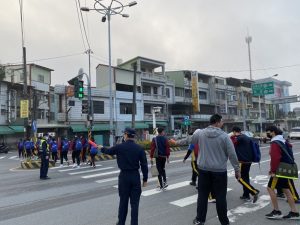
[191,114,240,225]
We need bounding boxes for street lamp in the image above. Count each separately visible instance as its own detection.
[81,0,137,146]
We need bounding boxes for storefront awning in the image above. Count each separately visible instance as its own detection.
[0,126,15,135]
[70,124,87,132]
[125,122,149,129]
[92,124,110,131]
[9,125,24,133]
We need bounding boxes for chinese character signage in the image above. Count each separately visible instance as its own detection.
[191,71,199,112]
[20,100,29,118]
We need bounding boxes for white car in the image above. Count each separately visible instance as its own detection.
[289,127,300,139]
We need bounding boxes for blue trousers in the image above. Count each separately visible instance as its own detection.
[117,170,141,225]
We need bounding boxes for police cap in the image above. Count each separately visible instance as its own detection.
[124,127,136,137]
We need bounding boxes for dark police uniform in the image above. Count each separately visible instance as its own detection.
[40,137,50,179]
[101,128,148,225]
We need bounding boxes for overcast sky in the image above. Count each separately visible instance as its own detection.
[1,0,300,108]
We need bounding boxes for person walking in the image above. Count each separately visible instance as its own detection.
[191,114,240,225]
[89,137,98,168]
[50,138,58,163]
[230,126,260,203]
[99,128,148,225]
[24,138,32,159]
[265,125,300,220]
[183,142,199,187]
[40,134,50,180]
[60,137,69,167]
[17,138,24,159]
[81,135,88,164]
[72,136,82,168]
[150,127,170,190]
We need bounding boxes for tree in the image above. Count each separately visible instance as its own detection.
[0,65,5,81]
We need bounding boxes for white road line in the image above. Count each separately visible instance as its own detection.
[141,181,190,197]
[95,177,118,184]
[112,177,161,188]
[82,170,120,179]
[0,156,6,159]
[69,167,114,175]
[58,164,103,172]
[228,195,270,223]
[170,188,232,207]
[9,156,18,159]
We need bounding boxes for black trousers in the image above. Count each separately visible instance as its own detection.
[196,169,229,225]
[156,157,167,188]
[40,155,49,178]
[90,153,96,167]
[191,160,199,183]
[118,170,141,225]
[51,152,58,162]
[60,151,68,164]
[238,163,258,197]
[72,151,81,165]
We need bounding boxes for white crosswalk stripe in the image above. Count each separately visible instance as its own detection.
[57,164,103,172]
[9,156,18,159]
[82,170,120,179]
[170,188,232,207]
[69,167,114,175]
[142,181,190,197]
[112,177,160,188]
[0,156,6,159]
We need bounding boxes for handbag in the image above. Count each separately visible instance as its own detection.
[150,165,158,177]
[153,137,159,158]
[274,141,298,180]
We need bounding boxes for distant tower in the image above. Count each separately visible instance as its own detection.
[245,34,253,80]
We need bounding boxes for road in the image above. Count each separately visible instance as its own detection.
[0,141,300,225]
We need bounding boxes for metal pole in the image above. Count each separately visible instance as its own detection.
[259,95,262,134]
[108,13,114,146]
[241,89,247,131]
[152,110,156,134]
[245,35,253,80]
[131,63,137,128]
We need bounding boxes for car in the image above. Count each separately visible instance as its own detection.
[0,143,9,154]
[289,127,300,139]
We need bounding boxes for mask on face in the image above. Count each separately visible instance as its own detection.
[267,133,272,139]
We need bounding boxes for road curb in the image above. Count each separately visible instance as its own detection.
[20,160,56,169]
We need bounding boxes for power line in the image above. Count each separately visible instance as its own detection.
[74,0,87,50]
[77,0,91,50]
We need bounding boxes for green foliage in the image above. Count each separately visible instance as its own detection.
[137,139,179,149]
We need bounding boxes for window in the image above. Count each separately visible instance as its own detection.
[93,101,104,114]
[50,112,55,120]
[143,86,151,94]
[185,89,192,98]
[38,109,44,119]
[216,91,225,100]
[153,87,158,95]
[116,83,141,93]
[166,88,170,98]
[1,105,6,115]
[38,74,44,82]
[199,91,207,100]
[175,88,184,97]
[144,104,151,114]
[68,100,75,106]
[120,102,135,114]
[50,95,55,103]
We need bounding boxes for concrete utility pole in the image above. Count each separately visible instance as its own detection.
[131,63,137,128]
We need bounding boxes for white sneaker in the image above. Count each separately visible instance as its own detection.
[59,164,63,168]
[77,165,80,168]
[72,164,77,168]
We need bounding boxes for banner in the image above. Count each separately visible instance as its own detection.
[20,100,29,118]
[191,71,200,112]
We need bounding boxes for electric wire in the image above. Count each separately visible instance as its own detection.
[77,0,91,50]
[74,0,87,50]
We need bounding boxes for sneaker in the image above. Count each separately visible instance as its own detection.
[59,164,63,168]
[67,161,70,166]
[193,218,204,225]
[208,199,216,203]
[277,193,286,199]
[283,211,300,220]
[253,190,260,203]
[72,163,76,168]
[240,196,251,202]
[163,182,168,189]
[190,181,196,186]
[265,210,283,219]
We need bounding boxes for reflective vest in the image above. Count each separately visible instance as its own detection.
[39,139,49,154]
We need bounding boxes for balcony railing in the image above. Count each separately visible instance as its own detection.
[143,93,166,102]
[141,72,166,82]
[57,113,66,122]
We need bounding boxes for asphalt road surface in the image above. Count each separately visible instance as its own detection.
[1,141,300,225]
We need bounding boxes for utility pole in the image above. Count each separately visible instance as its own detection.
[131,63,137,128]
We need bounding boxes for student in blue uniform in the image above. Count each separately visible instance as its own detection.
[100,128,148,225]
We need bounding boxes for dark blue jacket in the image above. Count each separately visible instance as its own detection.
[232,134,254,163]
[101,140,148,182]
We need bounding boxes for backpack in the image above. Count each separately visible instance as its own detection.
[250,139,261,163]
[18,141,24,150]
[51,142,58,152]
[75,139,82,151]
[25,141,31,150]
[62,141,69,152]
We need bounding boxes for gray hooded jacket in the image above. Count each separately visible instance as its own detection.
[191,126,239,173]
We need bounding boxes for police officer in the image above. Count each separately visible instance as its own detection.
[100,128,148,225]
[40,134,50,180]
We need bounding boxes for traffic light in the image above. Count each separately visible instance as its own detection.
[82,100,88,114]
[74,79,84,99]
